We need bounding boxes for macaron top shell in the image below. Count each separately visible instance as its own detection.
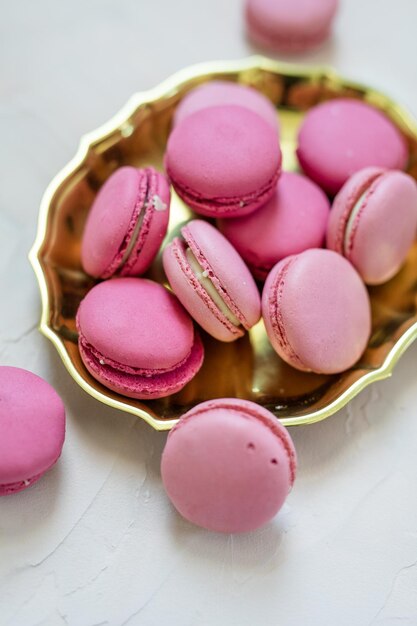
[81,166,170,278]
[76,278,195,371]
[173,80,279,132]
[246,0,338,51]
[297,99,408,195]
[165,105,281,217]
[161,398,297,533]
[0,367,65,485]
[327,168,417,284]
[263,249,371,374]
[218,172,330,280]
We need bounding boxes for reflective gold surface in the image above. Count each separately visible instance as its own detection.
[29,57,417,431]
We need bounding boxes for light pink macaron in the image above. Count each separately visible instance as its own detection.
[218,172,330,281]
[297,99,408,195]
[161,398,297,533]
[246,0,339,53]
[76,278,204,399]
[262,249,371,374]
[173,80,279,133]
[163,220,261,342]
[81,166,170,278]
[327,168,417,285]
[165,105,282,218]
[0,367,66,496]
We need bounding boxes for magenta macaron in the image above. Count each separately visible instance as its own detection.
[297,99,408,195]
[0,367,65,496]
[165,105,282,218]
[81,166,170,278]
[327,168,417,285]
[161,398,297,533]
[173,80,279,133]
[245,0,339,53]
[262,249,371,374]
[163,220,261,342]
[219,172,330,281]
[76,278,204,399]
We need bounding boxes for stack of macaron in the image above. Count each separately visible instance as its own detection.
[76,79,417,532]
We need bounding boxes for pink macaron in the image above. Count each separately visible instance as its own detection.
[161,398,297,533]
[297,99,408,195]
[0,367,66,496]
[81,166,170,278]
[262,249,371,374]
[245,0,339,53]
[218,172,330,281]
[327,168,417,285]
[76,278,204,399]
[173,80,279,133]
[163,220,261,342]
[165,105,282,218]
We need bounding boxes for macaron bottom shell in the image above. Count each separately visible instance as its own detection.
[0,472,44,496]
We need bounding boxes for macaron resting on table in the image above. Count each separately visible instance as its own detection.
[161,399,297,533]
[76,278,204,399]
[165,105,282,218]
[81,166,170,278]
[163,220,261,342]
[297,99,408,194]
[262,249,372,374]
[245,0,339,53]
[327,168,417,285]
[0,367,66,496]
[173,80,279,133]
[218,172,330,280]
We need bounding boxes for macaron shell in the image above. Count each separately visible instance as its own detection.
[119,170,170,276]
[263,250,371,374]
[246,0,338,52]
[173,80,279,133]
[0,367,65,487]
[161,399,296,533]
[219,172,330,280]
[76,278,195,371]
[163,239,244,342]
[165,105,281,217]
[297,99,408,194]
[345,172,417,284]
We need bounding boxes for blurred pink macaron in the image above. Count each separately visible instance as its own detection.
[76,278,204,399]
[327,168,417,285]
[161,398,297,533]
[297,99,408,195]
[173,80,279,133]
[262,249,371,374]
[218,172,330,281]
[163,220,261,342]
[81,166,170,278]
[165,105,282,218]
[0,367,65,496]
[245,0,339,53]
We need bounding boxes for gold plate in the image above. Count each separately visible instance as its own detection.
[29,57,417,431]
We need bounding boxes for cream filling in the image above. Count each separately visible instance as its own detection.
[185,248,241,327]
[118,206,146,270]
[344,190,368,255]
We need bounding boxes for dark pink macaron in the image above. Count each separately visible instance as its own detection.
[163,220,261,342]
[297,99,408,195]
[161,398,297,533]
[81,166,170,278]
[0,367,66,496]
[246,0,339,53]
[76,278,204,399]
[327,168,417,285]
[218,172,330,281]
[165,105,282,218]
[262,249,371,374]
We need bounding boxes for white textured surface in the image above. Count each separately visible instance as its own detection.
[1,1,417,624]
